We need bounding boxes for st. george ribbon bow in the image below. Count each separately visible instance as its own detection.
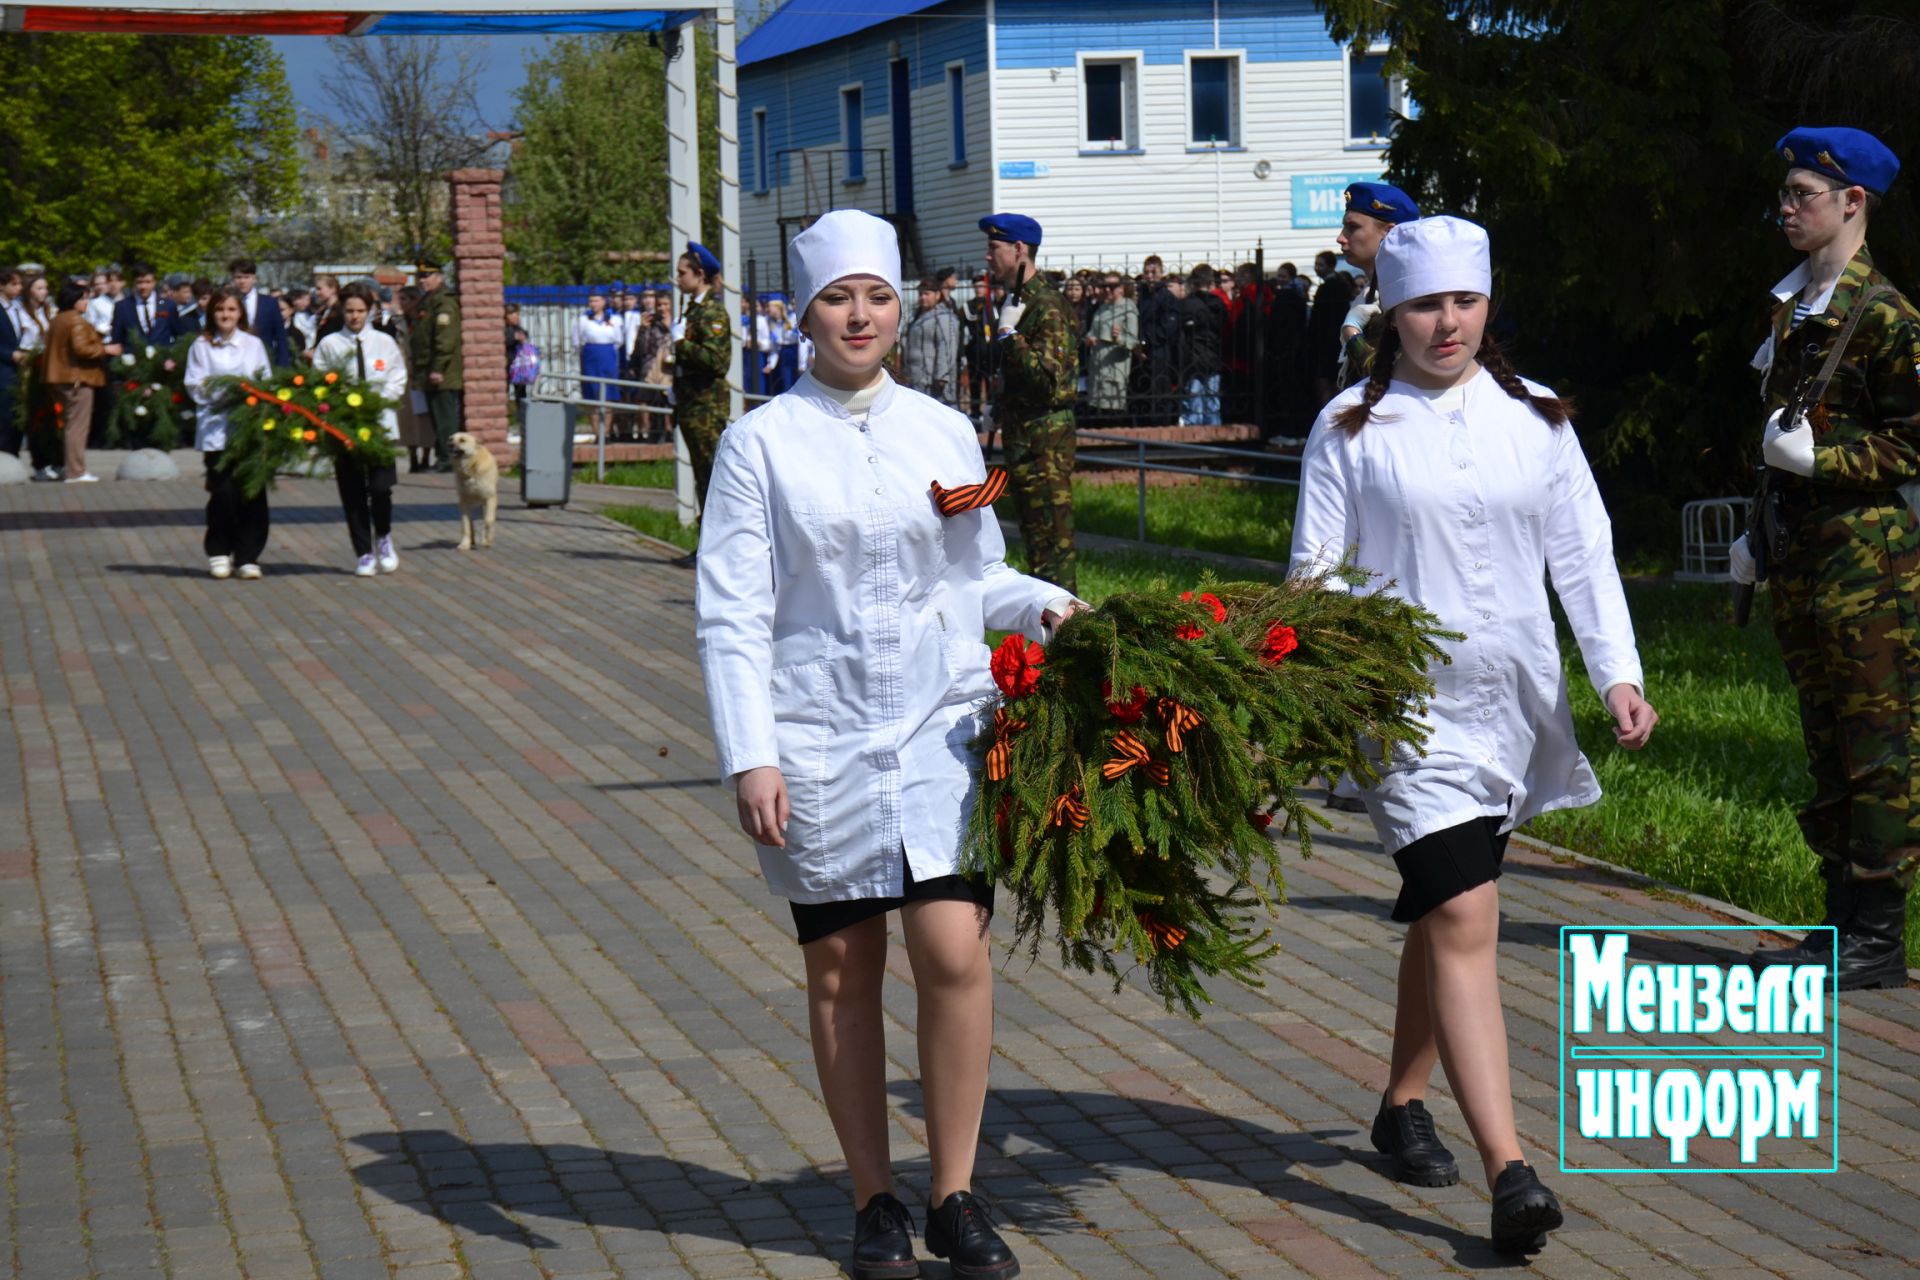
[1102,730,1169,785]
[930,466,1008,516]
[985,706,1028,781]
[1157,698,1203,753]
[1048,787,1090,829]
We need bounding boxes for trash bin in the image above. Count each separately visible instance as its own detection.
[521,400,572,508]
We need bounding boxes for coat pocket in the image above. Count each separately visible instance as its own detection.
[769,660,832,850]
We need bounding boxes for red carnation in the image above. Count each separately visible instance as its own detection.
[990,634,1045,698]
[1261,622,1299,666]
[318,402,332,414]
[1102,680,1149,724]
[171,393,183,405]
[125,380,139,391]
[1180,590,1227,623]
[1249,810,1273,832]
[1175,623,1205,641]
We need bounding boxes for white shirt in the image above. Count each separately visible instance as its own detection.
[311,326,409,440]
[574,314,623,349]
[184,331,271,452]
[696,372,1066,902]
[1290,368,1644,855]
[85,293,115,336]
[7,299,47,351]
[1750,261,1840,380]
[620,308,644,356]
[293,311,317,345]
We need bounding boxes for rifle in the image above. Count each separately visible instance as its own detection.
[1733,340,1819,627]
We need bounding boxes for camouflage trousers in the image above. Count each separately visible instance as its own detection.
[1770,498,1920,888]
[1002,408,1077,596]
[678,388,729,515]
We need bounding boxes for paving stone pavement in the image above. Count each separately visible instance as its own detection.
[4,473,1919,1280]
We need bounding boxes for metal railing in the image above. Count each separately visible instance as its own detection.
[1066,427,1303,547]
[528,369,771,485]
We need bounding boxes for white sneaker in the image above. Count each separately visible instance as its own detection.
[375,535,399,573]
[208,555,232,580]
[65,472,99,484]
[236,564,263,580]
[355,554,377,577]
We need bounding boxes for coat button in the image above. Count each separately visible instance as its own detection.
[874,486,884,495]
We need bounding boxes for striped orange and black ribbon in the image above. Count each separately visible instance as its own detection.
[1138,913,1189,951]
[930,466,1008,516]
[1102,730,1170,786]
[985,706,1028,781]
[1048,787,1090,830]
[1157,698,1203,753]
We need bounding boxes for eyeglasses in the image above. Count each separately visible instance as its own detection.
[1777,184,1844,210]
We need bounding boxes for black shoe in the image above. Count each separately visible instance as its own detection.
[925,1191,1019,1279]
[670,550,698,568]
[1833,877,1910,990]
[1370,1099,1460,1187]
[850,1193,918,1280]
[1751,859,1853,969]
[435,461,454,474]
[1489,1161,1563,1253]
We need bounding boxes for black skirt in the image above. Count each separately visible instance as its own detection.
[1390,813,1511,923]
[790,851,994,946]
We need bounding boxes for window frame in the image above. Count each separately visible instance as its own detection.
[1343,42,1408,149]
[841,82,866,184]
[1074,50,1144,155]
[1183,48,1246,152]
[946,60,968,169]
[752,106,770,194]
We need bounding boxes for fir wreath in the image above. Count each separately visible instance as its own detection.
[960,574,1457,1016]
[105,334,197,450]
[208,367,400,498]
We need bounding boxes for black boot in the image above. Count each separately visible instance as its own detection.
[1489,1161,1563,1254]
[1370,1099,1460,1187]
[925,1190,1019,1278]
[1750,860,1853,969]
[850,1193,918,1280]
[1833,877,1910,991]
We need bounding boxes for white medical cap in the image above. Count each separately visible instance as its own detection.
[1375,216,1492,312]
[788,210,905,321]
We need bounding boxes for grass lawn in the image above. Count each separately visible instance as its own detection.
[579,459,677,489]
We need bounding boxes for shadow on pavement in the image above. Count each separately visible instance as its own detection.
[351,1085,1527,1269]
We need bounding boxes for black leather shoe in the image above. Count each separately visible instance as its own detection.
[1370,1099,1460,1187]
[1751,860,1852,970]
[1833,878,1910,990]
[925,1190,1019,1278]
[850,1193,918,1280]
[1490,1161,1563,1253]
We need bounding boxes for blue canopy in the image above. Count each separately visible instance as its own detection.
[739,0,948,67]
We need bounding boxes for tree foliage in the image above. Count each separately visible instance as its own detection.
[322,36,497,264]
[0,34,298,268]
[508,28,722,284]
[1317,0,1919,534]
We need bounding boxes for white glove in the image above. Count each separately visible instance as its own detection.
[995,300,1027,336]
[1761,406,1816,477]
[1728,533,1757,585]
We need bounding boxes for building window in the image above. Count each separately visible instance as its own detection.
[753,107,769,193]
[947,63,967,167]
[1188,53,1241,148]
[1078,54,1140,151]
[842,85,865,182]
[1347,47,1406,145]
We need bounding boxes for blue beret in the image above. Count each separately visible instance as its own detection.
[687,241,722,275]
[1344,181,1421,224]
[1778,127,1900,196]
[980,213,1043,246]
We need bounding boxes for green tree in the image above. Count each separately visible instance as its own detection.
[508,27,721,285]
[1316,0,1918,536]
[0,34,298,269]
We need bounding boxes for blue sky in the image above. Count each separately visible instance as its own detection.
[270,34,552,132]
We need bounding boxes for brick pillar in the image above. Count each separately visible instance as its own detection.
[449,168,510,463]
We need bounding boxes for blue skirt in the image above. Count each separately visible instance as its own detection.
[580,342,619,402]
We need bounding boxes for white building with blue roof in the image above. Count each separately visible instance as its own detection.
[738,0,1405,288]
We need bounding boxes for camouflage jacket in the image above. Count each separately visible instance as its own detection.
[998,271,1078,419]
[1339,297,1387,390]
[1763,246,1920,494]
[418,287,464,390]
[674,290,732,394]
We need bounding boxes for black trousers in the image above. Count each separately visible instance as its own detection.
[334,462,396,556]
[203,451,270,564]
[0,385,16,459]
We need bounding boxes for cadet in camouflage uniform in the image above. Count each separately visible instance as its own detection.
[415,262,463,472]
[982,213,1079,595]
[670,241,733,516]
[1335,182,1421,389]
[1733,128,1920,989]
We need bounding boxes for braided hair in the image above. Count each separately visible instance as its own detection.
[1332,319,1573,434]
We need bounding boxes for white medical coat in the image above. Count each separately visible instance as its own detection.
[696,372,1065,902]
[1289,370,1644,854]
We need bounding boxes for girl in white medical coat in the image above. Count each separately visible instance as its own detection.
[1291,217,1657,1255]
[696,209,1076,1280]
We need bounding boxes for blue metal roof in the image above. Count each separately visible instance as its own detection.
[371,10,705,35]
[739,0,949,67]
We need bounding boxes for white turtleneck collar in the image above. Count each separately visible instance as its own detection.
[806,370,887,422]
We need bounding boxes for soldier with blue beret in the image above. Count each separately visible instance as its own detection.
[688,241,724,278]
[981,212,1081,594]
[1335,181,1422,391]
[671,240,735,556]
[1733,126,1920,988]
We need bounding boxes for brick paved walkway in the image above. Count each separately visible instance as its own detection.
[4,473,1919,1280]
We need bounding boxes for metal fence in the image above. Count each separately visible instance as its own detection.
[1073,428,1301,547]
